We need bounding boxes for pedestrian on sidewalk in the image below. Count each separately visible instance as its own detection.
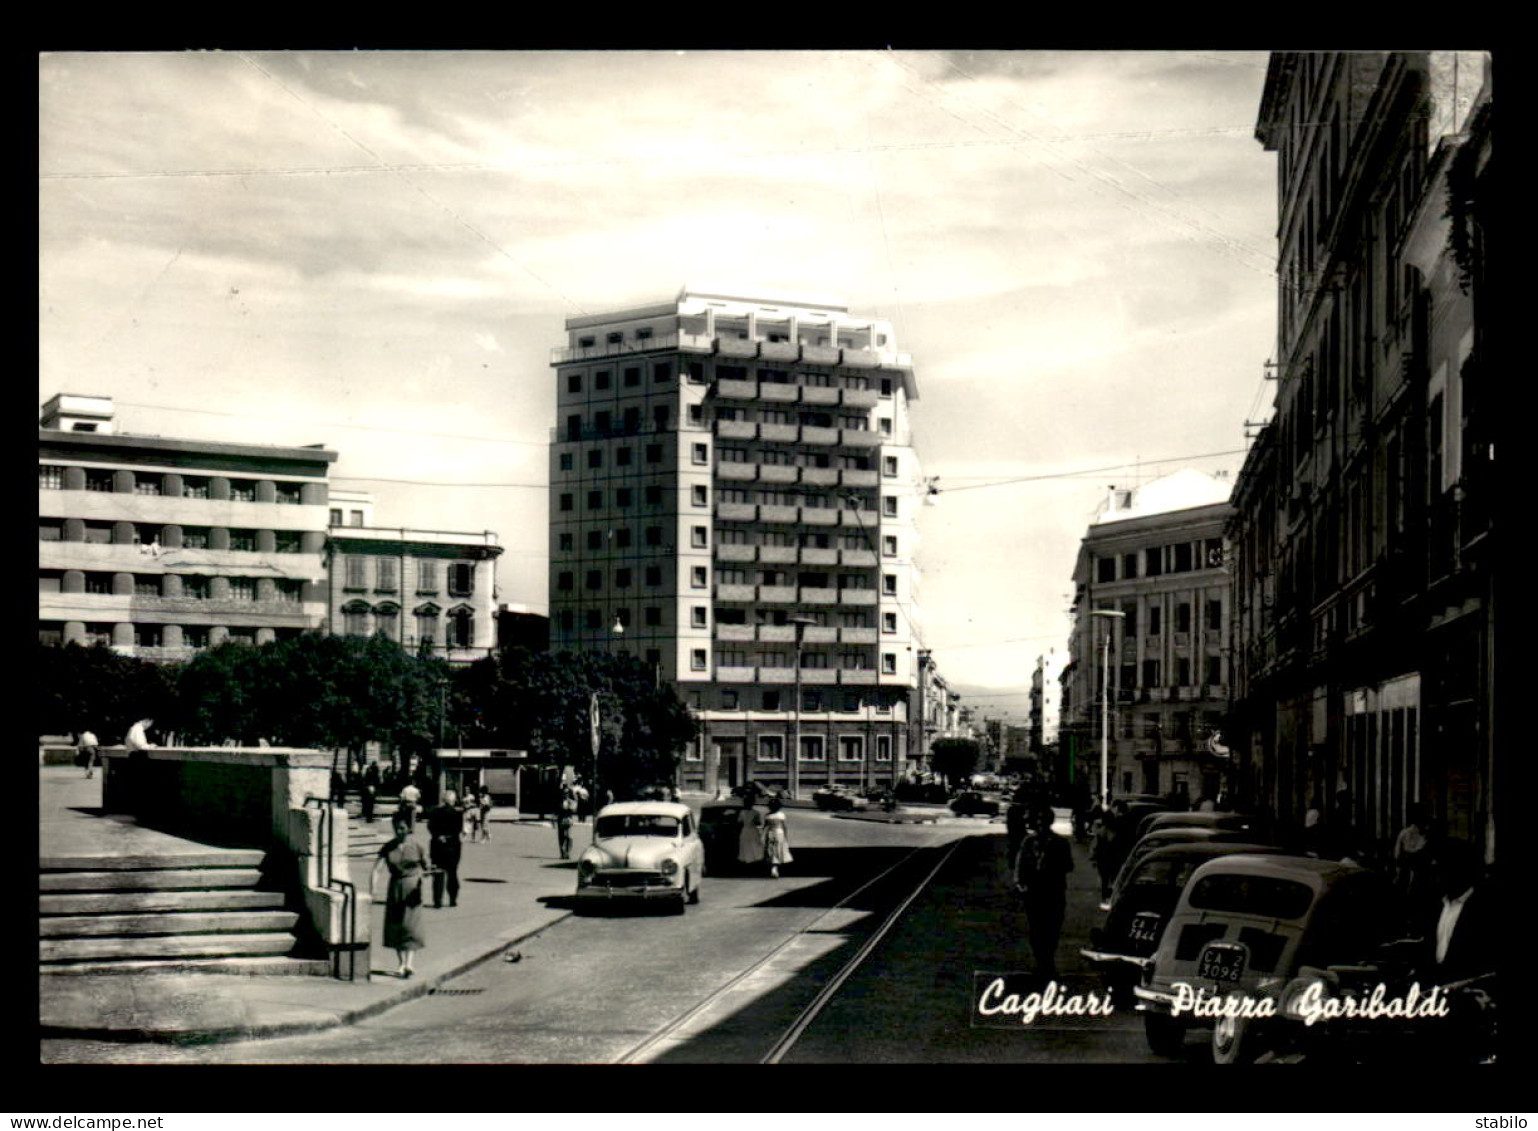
[737,798,765,870]
[477,787,493,841]
[398,779,422,830]
[1013,804,1074,979]
[556,786,577,859]
[763,797,793,879]
[370,812,428,978]
[125,718,154,750]
[76,729,99,779]
[428,791,465,908]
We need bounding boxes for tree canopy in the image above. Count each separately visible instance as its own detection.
[929,737,983,788]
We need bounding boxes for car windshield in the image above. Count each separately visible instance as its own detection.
[1187,873,1314,920]
[596,814,681,838]
[1130,858,1199,889]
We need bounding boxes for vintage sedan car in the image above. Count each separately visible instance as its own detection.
[574,801,704,912]
[1133,853,1403,1063]
[1103,827,1261,910]
[813,786,868,812]
[1134,809,1273,843]
[1081,841,1284,1005]
[698,799,747,873]
[950,791,1002,818]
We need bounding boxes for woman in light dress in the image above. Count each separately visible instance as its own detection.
[763,797,794,879]
[737,799,765,870]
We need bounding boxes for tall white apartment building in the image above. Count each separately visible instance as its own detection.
[549,287,926,795]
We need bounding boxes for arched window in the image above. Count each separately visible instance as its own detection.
[414,603,441,651]
[375,601,400,642]
[448,605,475,649]
[342,599,371,637]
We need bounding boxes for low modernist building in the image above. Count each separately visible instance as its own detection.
[39,394,334,657]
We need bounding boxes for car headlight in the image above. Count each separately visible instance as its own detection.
[577,858,598,882]
[659,858,679,877]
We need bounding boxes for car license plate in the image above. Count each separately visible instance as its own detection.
[1128,913,1161,945]
[1198,944,1246,983]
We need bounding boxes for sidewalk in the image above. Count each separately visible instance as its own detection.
[38,766,582,1044]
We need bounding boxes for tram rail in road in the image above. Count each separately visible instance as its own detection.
[614,833,966,1065]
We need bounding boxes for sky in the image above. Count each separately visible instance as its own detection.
[39,49,1279,724]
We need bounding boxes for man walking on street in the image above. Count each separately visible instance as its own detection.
[1013,804,1074,979]
[427,791,464,908]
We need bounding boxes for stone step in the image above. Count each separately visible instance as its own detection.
[41,932,304,964]
[40,850,265,872]
[39,910,300,938]
[40,889,289,916]
[40,868,266,893]
[41,955,332,977]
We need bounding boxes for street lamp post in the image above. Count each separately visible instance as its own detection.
[1089,609,1126,809]
[789,615,817,800]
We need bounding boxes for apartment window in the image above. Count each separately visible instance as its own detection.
[346,556,368,588]
[645,566,662,586]
[228,529,256,552]
[558,571,574,592]
[566,415,582,442]
[762,691,782,711]
[1205,656,1224,687]
[1177,657,1192,687]
[558,533,574,552]
[559,453,573,471]
[1122,553,1138,580]
[654,363,673,383]
[567,373,582,393]
[616,447,632,466]
[275,484,301,505]
[585,610,602,630]
[1145,547,1164,577]
[692,443,709,464]
[878,417,893,436]
[623,367,641,387]
[881,653,897,675]
[559,493,574,512]
[1142,659,1162,686]
[623,406,641,433]
[588,449,603,469]
[616,488,632,508]
[134,575,160,597]
[1206,600,1223,632]
[132,475,162,497]
[692,484,708,507]
[229,577,256,601]
[645,444,662,463]
[587,530,603,550]
[595,370,611,390]
[229,480,256,502]
[1122,603,1137,638]
[883,456,898,478]
[687,404,704,425]
[595,410,611,433]
[615,528,632,548]
[691,526,708,548]
[653,406,672,432]
[182,528,209,550]
[558,610,574,632]
[876,735,893,762]
[587,490,602,510]
[882,612,898,633]
[615,568,631,589]
[183,576,209,600]
[691,649,707,671]
[882,574,898,596]
[328,508,343,526]
[448,563,474,596]
[1148,606,1161,635]
[645,526,663,547]
[758,735,785,762]
[614,607,631,628]
[643,607,662,627]
[39,519,63,542]
[39,465,64,490]
[585,570,602,591]
[1205,538,1225,568]
[882,496,898,517]
[838,736,863,762]
[719,448,750,464]
[83,522,112,544]
[645,485,662,506]
[1173,542,1194,573]
[691,566,708,588]
[83,469,114,492]
[344,604,370,636]
[1176,603,1192,634]
[1098,556,1116,583]
[377,559,398,592]
[800,736,826,762]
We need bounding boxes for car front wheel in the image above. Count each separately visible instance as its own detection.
[1211,1014,1259,1065]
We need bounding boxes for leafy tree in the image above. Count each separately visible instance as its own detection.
[37,642,179,743]
[929,737,983,789]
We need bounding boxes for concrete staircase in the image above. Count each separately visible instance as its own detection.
[39,849,329,976]
[342,791,397,860]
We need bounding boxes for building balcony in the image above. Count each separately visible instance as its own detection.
[801,426,839,445]
[1173,632,1190,648]
[759,667,796,684]
[799,668,838,685]
[715,623,755,642]
[800,467,840,487]
[715,583,756,602]
[759,464,799,484]
[717,338,760,359]
[715,419,758,440]
[758,505,799,524]
[841,549,877,567]
[715,502,757,521]
[551,332,683,364]
[839,429,881,449]
[800,547,839,566]
[839,509,875,529]
[842,388,880,410]
[840,348,880,369]
[757,340,797,362]
[840,626,879,645]
[759,585,797,603]
[800,508,838,526]
[800,386,840,406]
[757,624,796,643]
[802,625,839,644]
[759,545,798,565]
[799,587,840,605]
[759,383,798,403]
[715,665,758,682]
[839,589,878,606]
[840,669,877,685]
[759,423,799,443]
[714,379,759,401]
[715,543,756,563]
[841,469,879,488]
[800,344,841,365]
[717,463,757,482]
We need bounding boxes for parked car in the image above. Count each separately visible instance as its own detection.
[1134,809,1273,843]
[950,791,1002,818]
[575,801,704,913]
[813,786,868,812]
[1133,853,1404,1063]
[1081,841,1285,1005]
[1104,827,1262,909]
[697,799,746,873]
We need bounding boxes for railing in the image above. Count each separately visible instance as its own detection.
[303,796,361,981]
